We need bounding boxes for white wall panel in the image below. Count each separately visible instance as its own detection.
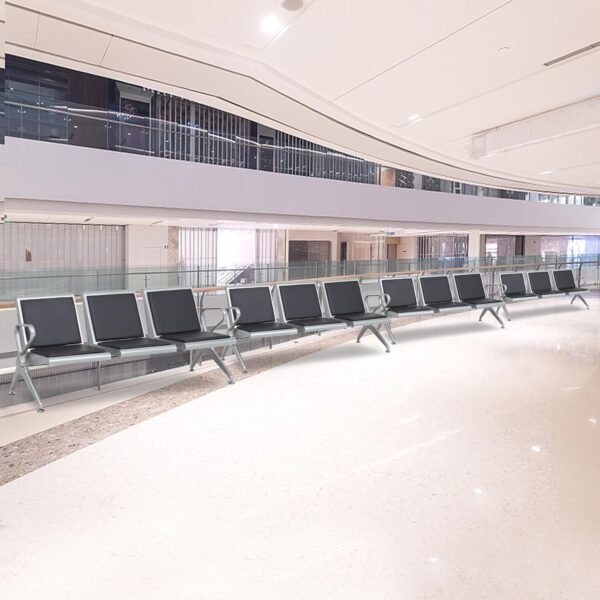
[6,137,600,234]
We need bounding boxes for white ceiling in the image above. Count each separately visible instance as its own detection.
[5,0,600,193]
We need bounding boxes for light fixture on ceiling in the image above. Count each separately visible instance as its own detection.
[260,14,283,34]
[544,40,600,67]
[471,96,600,159]
[282,0,304,10]
[540,170,554,175]
[408,114,422,122]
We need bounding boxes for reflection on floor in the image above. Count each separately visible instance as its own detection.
[1,296,599,599]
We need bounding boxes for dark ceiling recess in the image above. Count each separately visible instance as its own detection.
[544,41,600,67]
[282,0,304,11]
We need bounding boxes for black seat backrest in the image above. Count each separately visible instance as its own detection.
[553,269,576,290]
[528,271,552,293]
[20,296,82,348]
[454,273,486,301]
[420,276,453,304]
[323,281,364,316]
[381,278,418,307]
[87,293,144,341]
[279,284,323,320]
[146,289,201,335]
[500,273,526,294]
[228,286,276,325]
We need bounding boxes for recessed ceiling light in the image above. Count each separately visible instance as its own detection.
[473,487,483,495]
[540,170,554,175]
[260,14,282,34]
[589,418,597,425]
[282,0,304,10]
[408,114,422,122]
[428,556,439,564]
[531,445,541,453]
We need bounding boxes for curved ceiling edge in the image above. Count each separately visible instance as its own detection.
[5,2,599,196]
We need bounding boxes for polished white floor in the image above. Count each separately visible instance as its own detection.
[1,298,600,599]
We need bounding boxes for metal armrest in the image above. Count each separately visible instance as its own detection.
[14,323,36,356]
[365,293,389,312]
[223,306,242,334]
[198,307,227,332]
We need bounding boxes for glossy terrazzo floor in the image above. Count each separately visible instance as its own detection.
[1,296,599,599]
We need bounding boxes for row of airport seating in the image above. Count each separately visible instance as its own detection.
[8,268,588,411]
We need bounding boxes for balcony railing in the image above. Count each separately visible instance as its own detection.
[4,89,600,206]
[0,255,598,303]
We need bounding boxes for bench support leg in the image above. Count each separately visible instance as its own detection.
[497,302,511,321]
[356,326,367,343]
[190,350,202,372]
[232,346,248,374]
[369,326,391,352]
[384,322,397,344]
[571,294,589,309]
[96,362,102,390]
[479,307,504,328]
[207,349,234,384]
[9,363,45,412]
[356,325,390,352]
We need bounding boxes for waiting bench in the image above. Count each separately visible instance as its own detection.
[500,269,590,319]
[322,279,392,352]
[225,285,299,371]
[10,295,113,412]
[143,288,238,382]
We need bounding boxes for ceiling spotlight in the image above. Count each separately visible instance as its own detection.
[408,114,422,122]
[540,170,554,175]
[282,0,304,10]
[531,445,541,453]
[260,14,282,34]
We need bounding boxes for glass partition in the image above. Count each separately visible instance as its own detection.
[0,255,597,302]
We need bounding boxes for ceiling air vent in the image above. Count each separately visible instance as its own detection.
[544,41,600,67]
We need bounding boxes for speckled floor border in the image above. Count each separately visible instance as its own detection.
[0,318,430,486]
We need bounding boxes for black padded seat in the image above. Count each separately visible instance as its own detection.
[337,311,388,322]
[31,344,107,358]
[536,290,565,296]
[387,305,434,314]
[21,297,83,348]
[99,338,175,357]
[287,317,346,328]
[560,286,587,292]
[101,338,174,350]
[461,297,500,306]
[554,270,587,292]
[159,330,232,344]
[426,301,471,310]
[236,322,297,334]
[505,291,538,299]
